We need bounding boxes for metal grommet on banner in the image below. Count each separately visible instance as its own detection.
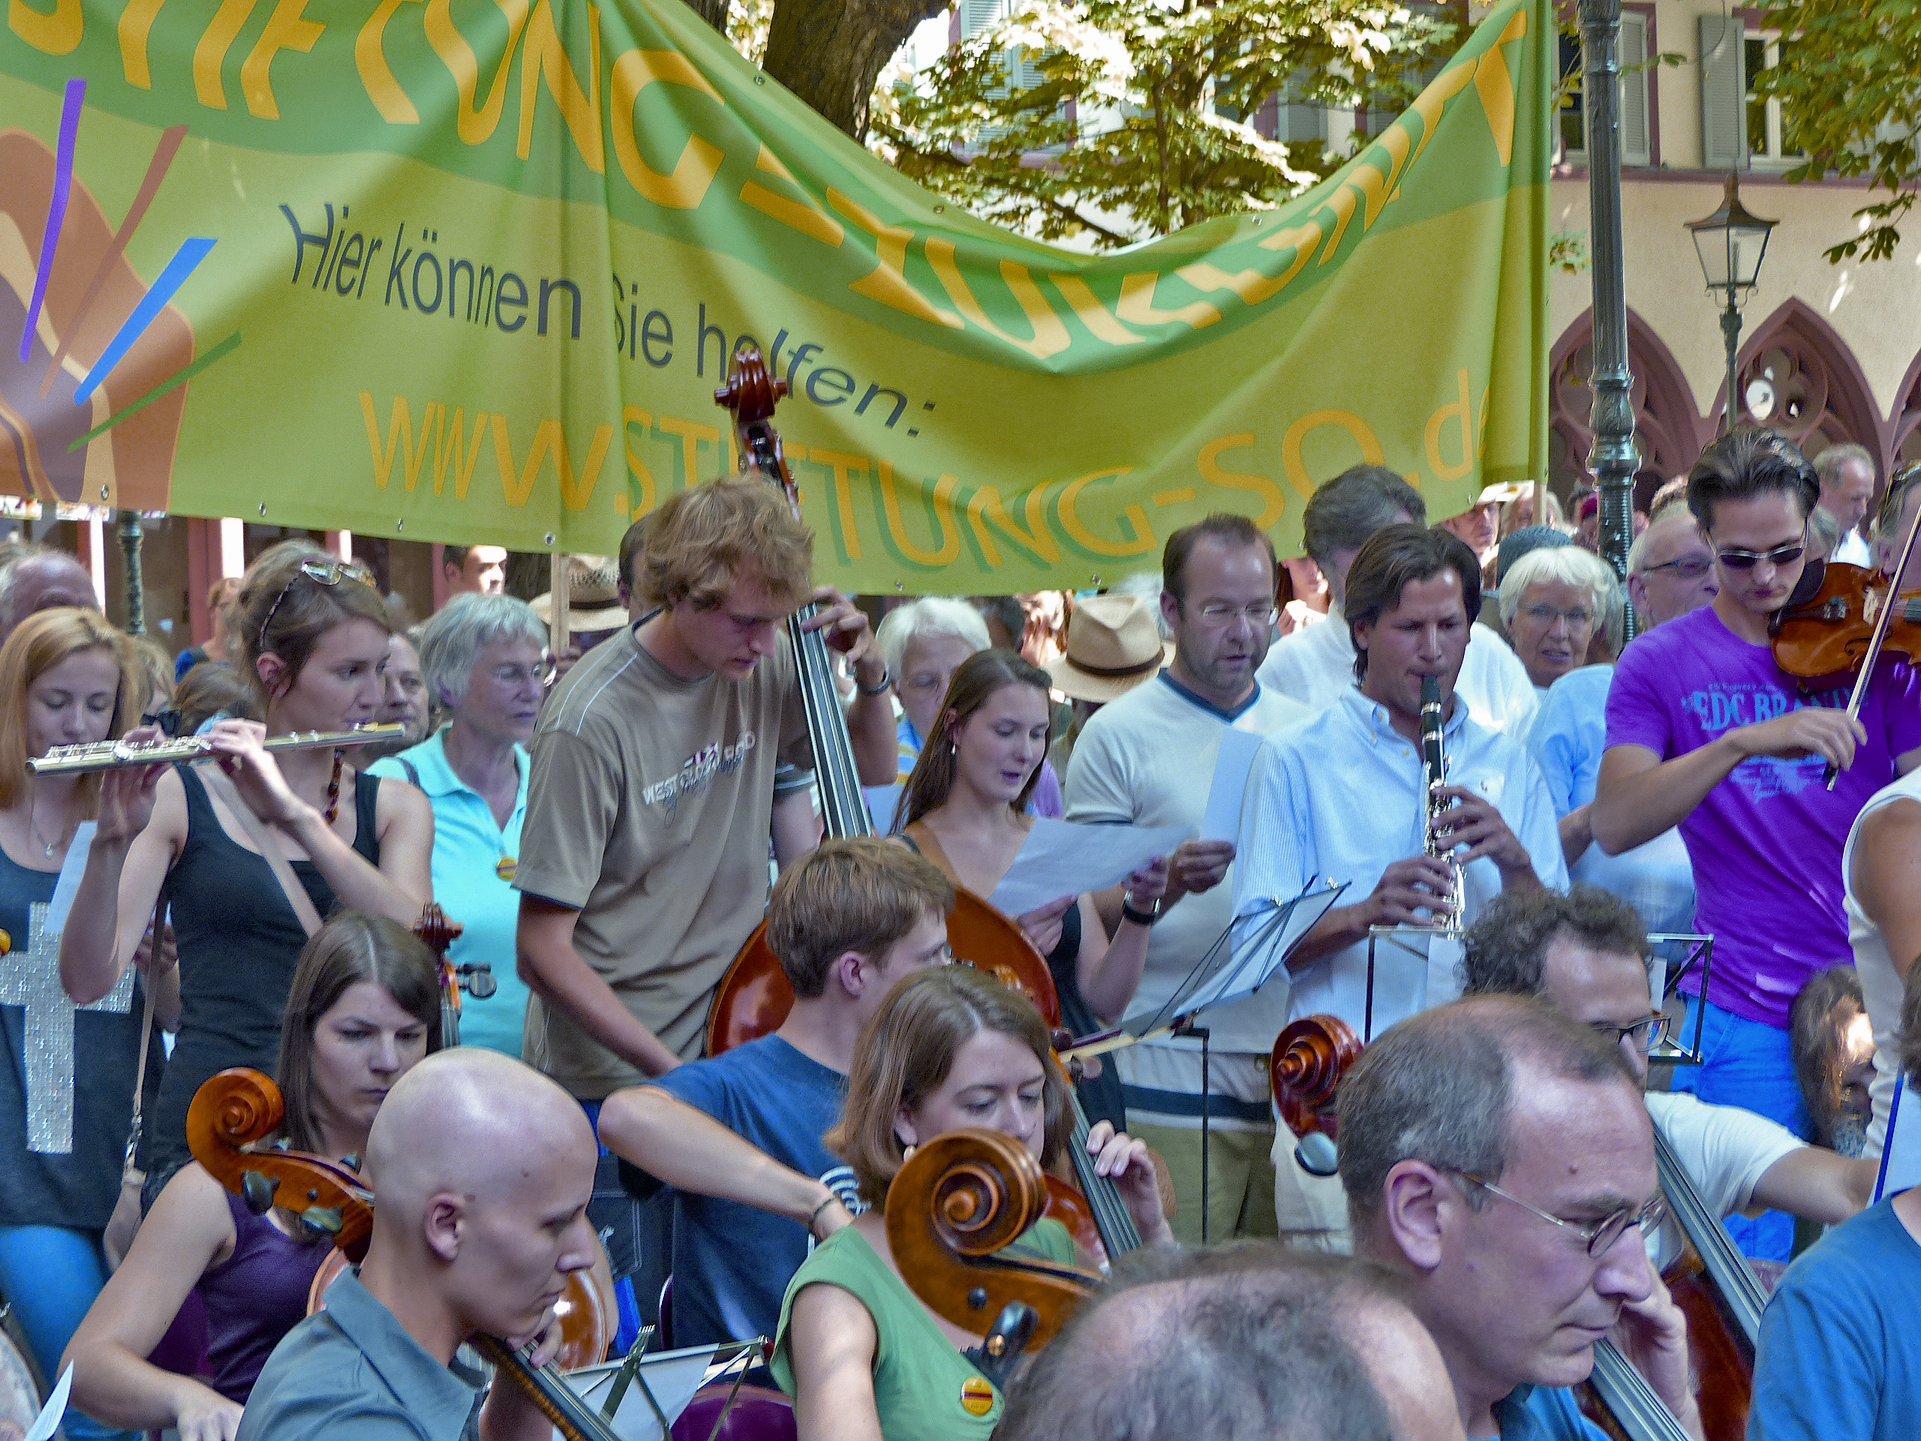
[543,532,556,546]
[257,503,266,515]
[395,518,404,531]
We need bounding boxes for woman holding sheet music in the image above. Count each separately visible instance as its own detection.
[892,650,1168,1128]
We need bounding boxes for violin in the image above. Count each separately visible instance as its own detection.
[186,1069,621,1441]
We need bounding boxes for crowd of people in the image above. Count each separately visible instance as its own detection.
[0,424,1916,1441]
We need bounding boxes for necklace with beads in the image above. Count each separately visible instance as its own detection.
[323,750,344,826]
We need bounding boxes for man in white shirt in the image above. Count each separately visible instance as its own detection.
[1814,443,1876,569]
[1460,885,1876,1269]
[1258,467,1538,735]
[1065,515,1309,1243]
[1237,524,1565,1242]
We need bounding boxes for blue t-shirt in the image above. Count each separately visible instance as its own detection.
[651,1035,860,1346]
[1484,1385,1610,1440]
[1750,1197,1921,1441]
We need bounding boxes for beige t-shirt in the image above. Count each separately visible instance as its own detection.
[514,624,810,1097]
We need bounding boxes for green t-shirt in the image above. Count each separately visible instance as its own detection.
[771,1219,1077,1439]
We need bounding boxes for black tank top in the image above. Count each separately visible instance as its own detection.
[143,764,383,1176]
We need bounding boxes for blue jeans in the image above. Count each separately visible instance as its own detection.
[0,1225,138,1441]
[1668,994,1810,1262]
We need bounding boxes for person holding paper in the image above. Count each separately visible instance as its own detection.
[1748,955,1921,1441]
[894,649,1168,1129]
[1234,526,1563,1241]
[0,610,171,1441]
[1063,514,1309,1244]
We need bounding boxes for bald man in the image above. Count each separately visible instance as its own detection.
[995,1246,1466,1441]
[236,1050,600,1441]
[0,547,99,641]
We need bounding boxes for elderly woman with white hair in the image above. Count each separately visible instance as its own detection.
[1498,544,1623,693]
[875,597,1062,819]
[366,592,551,1055]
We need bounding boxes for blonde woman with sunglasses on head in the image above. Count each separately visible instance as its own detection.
[58,542,433,1201]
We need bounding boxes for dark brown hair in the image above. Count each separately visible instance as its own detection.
[827,965,1072,1207]
[172,661,263,734]
[1686,429,1820,535]
[895,648,1052,830]
[766,838,954,998]
[1163,514,1277,602]
[275,911,442,1155]
[1789,966,1867,1146]
[1461,886,1652,1000]
[233,542,391,707]
[1342,524,1482,681]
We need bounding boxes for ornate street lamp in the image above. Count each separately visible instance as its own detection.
[1687,173,1778,435]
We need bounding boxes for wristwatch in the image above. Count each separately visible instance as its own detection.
[1120,889,1163,927]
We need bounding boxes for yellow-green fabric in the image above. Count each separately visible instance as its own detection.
[770,1219,1074,1439]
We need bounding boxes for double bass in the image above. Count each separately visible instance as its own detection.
[702,347,1144,1264]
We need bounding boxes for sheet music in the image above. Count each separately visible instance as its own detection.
[987,818,1192,917]
[560,1343,736,1441]
[1199,729,1264,842]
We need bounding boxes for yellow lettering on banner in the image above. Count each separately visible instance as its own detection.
[240,0,325,119]
[1473,5,1529,168]
[1424,368,1475,480]
[1116,272,1220,331]
[807,447,866,561]
[1047,274,1144,347]
[1345,121,1413,231]
[924,241,1069,361]
[1282,410,1385,496]
[118,0,165,87]
[9,0,81,55]
[655,414,720,486]
[1058,468,1155,558]
[489,414,613,508]
[829,191,961,329]
[877,463,961,567]
[356,0,423,122]
[517,0,603,172]
[360,392,437,492]
[1477,385,1490,459]
[741,147,844,247]
[1176,220,1318,311]
[609,48,723,210]
[1403,55,1476,168]
[967,483,1059,566]
[436,408,490,498]
[193,0,257,110]
[424,0,531,147]
[1197,434,1287,525]
[621,405,656,515]
[1313,180,1359,264]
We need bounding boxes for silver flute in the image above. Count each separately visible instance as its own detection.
[1419,676,1466,939]
[25,723,406,776]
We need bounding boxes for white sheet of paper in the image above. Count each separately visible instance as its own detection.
[988,818,1192,917]
[46,822,96,931]
[23,1364,71,1441]
[1199,729,1264,842]
[560,1345,719,1441]
[1874,1076,1921,1204]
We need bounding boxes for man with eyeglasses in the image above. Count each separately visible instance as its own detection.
[1062,514,1308,1243]
[1340,995,1699,1441]
[1461,886,1875,1273]
[1625,502,1719,629]
[1593,430,1921,1261]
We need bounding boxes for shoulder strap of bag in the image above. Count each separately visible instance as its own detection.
[195,760,323,937]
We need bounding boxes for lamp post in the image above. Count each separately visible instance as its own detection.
[1687,173,1777,435]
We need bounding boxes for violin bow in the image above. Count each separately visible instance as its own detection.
[1825,492,1921,790]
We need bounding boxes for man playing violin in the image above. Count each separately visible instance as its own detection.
[235,1049,600,1441]
[1340,996,1701,1441]
[1592,430,1921,1260]
[595,838,954,1347]
[1460,886,1877,1266]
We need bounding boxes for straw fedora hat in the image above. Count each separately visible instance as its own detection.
[1044,593,1173,703]
[531,555,627,632]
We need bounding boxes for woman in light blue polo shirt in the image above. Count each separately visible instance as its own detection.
[368,594,547,1055]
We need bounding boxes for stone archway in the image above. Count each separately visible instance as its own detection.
[1549,308,1705,509]
[1887,347,1921,471]
[1722,297,1889,476]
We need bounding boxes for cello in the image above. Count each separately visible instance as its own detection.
[702,347,1142,1263]
[185,1068,625,1441]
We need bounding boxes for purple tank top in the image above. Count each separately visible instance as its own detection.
[195,1188,331,1402]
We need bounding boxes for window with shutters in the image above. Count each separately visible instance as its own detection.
[1743,34,1801,167]
[1555,7,1654,168]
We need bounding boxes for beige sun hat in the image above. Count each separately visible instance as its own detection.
[531,555,627,632]
[1043,593,1173,703]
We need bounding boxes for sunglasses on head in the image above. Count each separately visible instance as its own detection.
[257,558,374,649]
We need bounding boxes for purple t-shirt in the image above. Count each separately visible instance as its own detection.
[1606,605,1921,1028]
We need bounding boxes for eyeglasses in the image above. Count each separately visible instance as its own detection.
[488,659,556,689]
[903,672,951,696]
[1448,1170,1667,1257]
[257,558,374,649]
[1713,540,1805,571]
[1637,555,1714,581]
[1184,601,1281,629]
[141,707,182,738]
[1517,603,1595,630]
[1589,1013,1672,1054]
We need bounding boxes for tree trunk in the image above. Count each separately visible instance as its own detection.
[687,0,730,36]
[762,0,945,138]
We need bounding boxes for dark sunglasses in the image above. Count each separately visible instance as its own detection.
[141,707,183,738]
[1714,541,1805,571]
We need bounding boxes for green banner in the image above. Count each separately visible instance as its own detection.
[2,0,1549,592]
